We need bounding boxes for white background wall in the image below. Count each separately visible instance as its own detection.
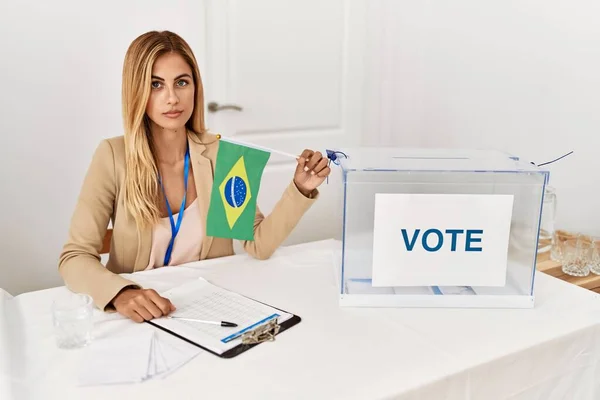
[1,0,599,295]
[362,0,600,236]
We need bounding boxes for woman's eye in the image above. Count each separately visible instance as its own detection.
[176,80,189,87]
[151,81,162,89]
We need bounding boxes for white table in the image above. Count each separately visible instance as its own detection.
[3,239,600,400]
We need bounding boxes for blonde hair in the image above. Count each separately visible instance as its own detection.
[121,31,207,230]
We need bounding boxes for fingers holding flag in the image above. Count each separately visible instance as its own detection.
[294,149,331,196]
[305,151,323,172]
[312,156,330,177]
[296,149,314,174]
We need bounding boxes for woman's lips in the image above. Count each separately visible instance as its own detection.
[163,110,183,118]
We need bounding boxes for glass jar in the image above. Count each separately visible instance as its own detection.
[538,186,556,254]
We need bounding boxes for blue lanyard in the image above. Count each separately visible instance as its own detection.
[159,147,190,266]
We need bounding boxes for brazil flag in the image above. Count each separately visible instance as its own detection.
[206,140,271,240]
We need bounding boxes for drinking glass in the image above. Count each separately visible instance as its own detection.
[588,237,600,275]
[561,239,592,277]
[551,230,578,263]
[52,292,93,349]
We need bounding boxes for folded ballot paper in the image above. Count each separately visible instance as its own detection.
[77,326,201,386]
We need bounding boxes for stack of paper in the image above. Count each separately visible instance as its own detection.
[77,327,201,386]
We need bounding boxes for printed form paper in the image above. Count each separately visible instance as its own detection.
[152,278,293,355]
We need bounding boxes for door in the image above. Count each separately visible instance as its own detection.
[203,0,367,245]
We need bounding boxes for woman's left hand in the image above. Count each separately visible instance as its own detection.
[293,149,331,197]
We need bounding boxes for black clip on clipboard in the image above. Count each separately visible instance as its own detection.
[145,300,301,359]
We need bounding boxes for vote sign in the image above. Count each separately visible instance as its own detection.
[372,193,514,287]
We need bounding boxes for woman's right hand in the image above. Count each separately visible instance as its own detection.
[111,288,176,322]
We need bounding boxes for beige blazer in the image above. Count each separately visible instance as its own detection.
[59,132,318,311]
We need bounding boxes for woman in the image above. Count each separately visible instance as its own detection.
[59,31,330,323]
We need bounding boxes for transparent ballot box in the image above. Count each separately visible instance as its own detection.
[332,148,549,308]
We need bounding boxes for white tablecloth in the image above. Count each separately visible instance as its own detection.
[2,240,600,400]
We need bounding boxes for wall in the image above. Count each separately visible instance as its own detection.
[0,0,207,294]
[362,0,600,236]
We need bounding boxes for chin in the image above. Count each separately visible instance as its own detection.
[157,118,188,131]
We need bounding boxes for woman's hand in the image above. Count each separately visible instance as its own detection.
[111,287,176,323]
[293,150,331,197]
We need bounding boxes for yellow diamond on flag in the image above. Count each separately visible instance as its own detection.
[207,140,270,240]
[218,156,252,229]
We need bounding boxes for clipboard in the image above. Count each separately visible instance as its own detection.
[144,279,302,359]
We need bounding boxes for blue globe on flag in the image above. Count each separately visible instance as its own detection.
[223,176,247,208]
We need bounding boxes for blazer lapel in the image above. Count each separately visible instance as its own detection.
[134,224,152,272]
[188,134,215,259]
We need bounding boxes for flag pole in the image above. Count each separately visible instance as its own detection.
[216,134,300,160]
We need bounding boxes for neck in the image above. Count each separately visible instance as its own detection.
[150,124,188,165]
